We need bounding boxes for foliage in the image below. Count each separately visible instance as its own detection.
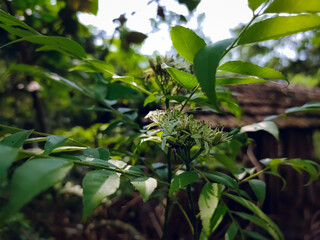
[1,1,320,240]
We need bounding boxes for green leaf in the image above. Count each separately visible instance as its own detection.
[248,179,266,204]
[198,183,222,234]
[89,60,114,75]
[216,78,268,85]
[83,148,110,160]
[285,159,320,185]
[44,135,68,155]
[169,171,199,196]
[0,23,35,37]
[0,145,18,179]
[212,153,236,173]
[124,165,143,175]
[0,9,39,35]
[235,212,280,240]
[24,137,47,144]
[194,38,234,111]
[238,15,320,45]
[74,59,114,75]
[199,231,209,240]
[243,230,269,240]
[51,146,86,153]
[210,203,227,233]
[248,0,268,11]
[9,64,90,96]
[224,193,284,240]
[265,0,320,13]
[104,83,138,100]
[1,35,86,59]
[225,222,238,240]
[266,102,320,121]
[260,158,284,169]
[285,102,320,114]
[0,130,33,148]
[170,25,206,63]
[112,76,152,96]
[144,94,156,106]
[205,172,239,191]
[265,171,287,190]
[166,67,198,90]
[71,60,114,76]
[218,61,286,80]
[240,121,279,140]
[76,157,116,168]
[2,158,73,220]
[102,120,124,134]
[130,177,157,202]
[82,170,120,220]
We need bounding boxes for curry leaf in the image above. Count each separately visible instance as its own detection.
[0,130,33,148]
[235,212,280,240]
[224,193,284,240]
[1,35,86,59]
[218,61,286,80]
[82,170,120,220]
[194,38,234,111]
[205,172,239,191]
[216,78,268,85]
[210,203,227,233]
[71,59,114,76]
[166,67,198,90]
[0,145,19,179]
[248,179,266,204]
[264,0,320,13]
[225,222,238,240]
[9,64,91,96]
[170,25,206,63]
[238,15,320,45]
[0,9,39,35]
[44,135,68,155]
[1,158,73,220]
[130,177,157,202]
[169,171,199,196]
[240,121,279,140]
[198,183,222,234]
[83,148,110,160]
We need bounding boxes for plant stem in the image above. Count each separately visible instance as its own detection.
[186,161,198,240]
[0,123,88,147]
[161,148,173,240]
[221,3,270,60]
[239,167,270,184]
[180,84,199,112]
[18,149,171,187]
[175,201,194,235]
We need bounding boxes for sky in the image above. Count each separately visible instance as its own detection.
[78,0,252,55]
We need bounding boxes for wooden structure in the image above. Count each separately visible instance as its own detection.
[196,82,320,239]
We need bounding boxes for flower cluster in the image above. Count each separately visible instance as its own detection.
[145,109,231,155]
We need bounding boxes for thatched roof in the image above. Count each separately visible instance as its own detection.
[195,83,320,129]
